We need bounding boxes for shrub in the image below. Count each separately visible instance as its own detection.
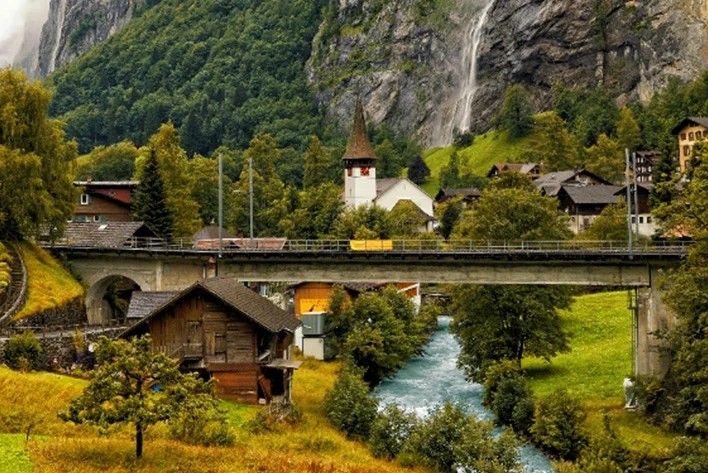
[664,437,708,473]
[324,364,378,439]
[455,418,524,473]
[483,359,523,407]
[169,404,235,447]
[401,402,468,473]
[531,389,587,461]
[369,404,419,459]
[4,331,42,372]
[491,376,535,433]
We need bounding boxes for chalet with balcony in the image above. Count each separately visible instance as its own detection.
[123,278,302,404]
[672,117,708,173]
[73,180,138,223]
[434,188,481,208]
[556,184,622,234]
[487,163,544,179]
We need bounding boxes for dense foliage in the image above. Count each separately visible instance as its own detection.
[0,70,77,240]
[48,0,330,155]
[494,84,534,139]
[531,389,587,461]
[131,149,175,238]
[369,404,419,459]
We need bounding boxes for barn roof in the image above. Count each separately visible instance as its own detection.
[435,188,481,202]
[193,225,238,241]
[61,221,159,248]
[127,291,181,320]
[123,278,301,336]
[558,185,622,205]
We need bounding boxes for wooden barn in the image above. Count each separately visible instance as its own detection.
[122,278,302,404]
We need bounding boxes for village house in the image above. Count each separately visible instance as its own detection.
[534,169,611,196]
[123,278,302,404]
[343,98,435,230]
[434,188,481,208]
[672,117,708,173]
[634,151,661,183]
[556,185,622,234]
[289,281,420,360]
[487,163,544,179]
[72,180,138,223]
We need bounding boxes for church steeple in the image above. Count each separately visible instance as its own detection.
[343,97,377,209]
[343,97,377,161]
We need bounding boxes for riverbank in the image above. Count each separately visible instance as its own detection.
[0,361,423,473]
[524,291,677,458]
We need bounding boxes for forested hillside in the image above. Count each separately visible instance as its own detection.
[48,0,331,155]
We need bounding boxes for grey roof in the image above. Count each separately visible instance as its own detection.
[560,185,622,205]
[193,225,237,241]
[376,178,403,197]
[124,278,301,335]
[61,222,159,248]
[436,188,481,200]
[534,170,579,186]
[127,291,180,320]
[672,117,708,134]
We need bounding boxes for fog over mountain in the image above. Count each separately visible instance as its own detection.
[0,0,50,70]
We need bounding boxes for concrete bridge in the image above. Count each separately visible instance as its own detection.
[48,239,691,378]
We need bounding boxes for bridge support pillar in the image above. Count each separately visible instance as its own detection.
[636,268,674,378]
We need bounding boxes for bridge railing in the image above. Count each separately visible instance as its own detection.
[46,238,694,254]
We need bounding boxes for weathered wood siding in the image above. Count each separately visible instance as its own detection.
[212,367,259,403]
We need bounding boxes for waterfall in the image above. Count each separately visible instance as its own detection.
[48,0,68,74]
[438,0,495,146]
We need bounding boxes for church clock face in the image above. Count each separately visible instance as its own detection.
[361,167,370,176]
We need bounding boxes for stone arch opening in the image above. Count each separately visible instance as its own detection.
[86,275,144,325]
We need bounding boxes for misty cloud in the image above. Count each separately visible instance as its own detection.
[0,0,51,67]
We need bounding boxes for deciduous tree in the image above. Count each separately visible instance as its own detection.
[303,136,329,189]
[495,84,534,139]
[60,335,220,458]
[526,111,580,172]
[584,133,624,183]
[0,69,77,239]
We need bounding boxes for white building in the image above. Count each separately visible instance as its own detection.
[343,98,434,230]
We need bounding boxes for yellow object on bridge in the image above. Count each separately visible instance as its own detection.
[349,240,394,251]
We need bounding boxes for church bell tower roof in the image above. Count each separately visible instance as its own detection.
[343,97,377,161]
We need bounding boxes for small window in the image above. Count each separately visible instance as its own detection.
[681,133,687,140]
[361,167,370,176]
[685,145,691,157]
[697,131,703,139]
[647,216,653,223]
[80,194,90,205]
[347,168,352,177]
[639,216,644,224]
[93,215,101,222]
[631,216,636,224]
[689,132,695,141]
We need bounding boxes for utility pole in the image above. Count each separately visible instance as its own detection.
[632,152,640,243]
[218,152,223,258]
[249,156,254,241]
[625,148,633,258]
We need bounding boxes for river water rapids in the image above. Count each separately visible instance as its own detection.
[373,316,553,472]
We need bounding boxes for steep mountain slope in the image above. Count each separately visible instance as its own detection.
[46,0,708,152]
[310,0,708,146]
[48,0,328,154]
[13,0,153,79]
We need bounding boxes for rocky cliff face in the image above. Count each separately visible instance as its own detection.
[15,0,146,79]
[309,0,708,146]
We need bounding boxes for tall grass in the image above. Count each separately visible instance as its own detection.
[14,242,84,320]
[0,242,10,294]
[0,360,423,473]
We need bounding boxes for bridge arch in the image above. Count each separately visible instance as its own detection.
[86,273,153,325]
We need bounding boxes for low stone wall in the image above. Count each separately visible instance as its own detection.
[12,297,88,329]
[0,326,125,371]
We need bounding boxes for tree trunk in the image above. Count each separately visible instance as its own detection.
[136,423,143,458]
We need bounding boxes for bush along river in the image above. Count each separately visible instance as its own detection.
[374,316,553,472]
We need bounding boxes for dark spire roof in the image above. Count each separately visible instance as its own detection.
[343,97,377,161]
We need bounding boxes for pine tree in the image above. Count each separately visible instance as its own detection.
[408,155,431,184]
[132,150,175,239]
[303,136,329,189]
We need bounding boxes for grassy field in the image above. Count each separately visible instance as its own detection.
[0,361,424,473]
[420,130,534,195]
[524,291,677,457]
[14,242,84,320]
[0,434,34,473]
